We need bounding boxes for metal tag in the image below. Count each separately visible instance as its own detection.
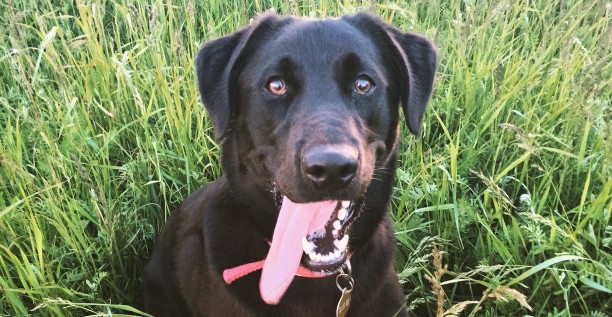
[336,287,352,317]
[336,259,353,317]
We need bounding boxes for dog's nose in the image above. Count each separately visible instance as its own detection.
[302,145,358,189]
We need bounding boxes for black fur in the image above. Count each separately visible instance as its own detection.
[143,12,437,316]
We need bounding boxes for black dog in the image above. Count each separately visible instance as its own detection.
[143,12,437,316]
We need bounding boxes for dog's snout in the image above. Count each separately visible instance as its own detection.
[302,145,358,189]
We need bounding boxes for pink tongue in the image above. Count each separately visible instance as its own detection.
[259,197,336,304]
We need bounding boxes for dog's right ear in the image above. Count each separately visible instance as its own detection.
[195,29,247,140]
[196,13,287,140]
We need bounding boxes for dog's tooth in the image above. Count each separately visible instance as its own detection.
[342,200,351,208]
[302,237,314,254]
[309,251,316,260]
[316,253,324,262]
[325,253,334,262]
[332,229,338,236]
[333,220,342,230]
[333,249,341,259]
[334,235,349,251]
[338,208,347,221]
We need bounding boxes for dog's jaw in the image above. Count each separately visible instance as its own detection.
[299,199,360,270]
[272,185,362,271]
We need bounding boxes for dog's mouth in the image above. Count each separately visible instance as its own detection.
[259,185,362,305]
[271,186,361,271]
[299,200,355,269]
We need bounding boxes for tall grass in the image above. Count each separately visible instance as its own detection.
[1,0,609,316]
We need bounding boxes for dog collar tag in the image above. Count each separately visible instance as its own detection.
[335,259,354,317]
[336,287,352,317]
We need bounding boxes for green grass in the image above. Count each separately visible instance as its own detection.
[0,0,609,316]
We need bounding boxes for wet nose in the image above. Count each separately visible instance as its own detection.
[301,144,358,190]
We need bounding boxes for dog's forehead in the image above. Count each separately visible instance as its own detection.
[259,18,379,65]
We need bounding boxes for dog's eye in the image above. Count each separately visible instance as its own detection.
[354,77,374,94]
[266,77,287,96]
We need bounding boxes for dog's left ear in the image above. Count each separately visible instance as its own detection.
[344,13,438,135]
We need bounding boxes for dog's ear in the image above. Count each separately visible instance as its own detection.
[196,13,288,140]
[344,13,438,135]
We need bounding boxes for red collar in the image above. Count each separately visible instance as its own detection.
[223,260,329,284]
[223,240,353,284]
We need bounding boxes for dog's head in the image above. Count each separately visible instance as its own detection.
[196,12,437,304]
